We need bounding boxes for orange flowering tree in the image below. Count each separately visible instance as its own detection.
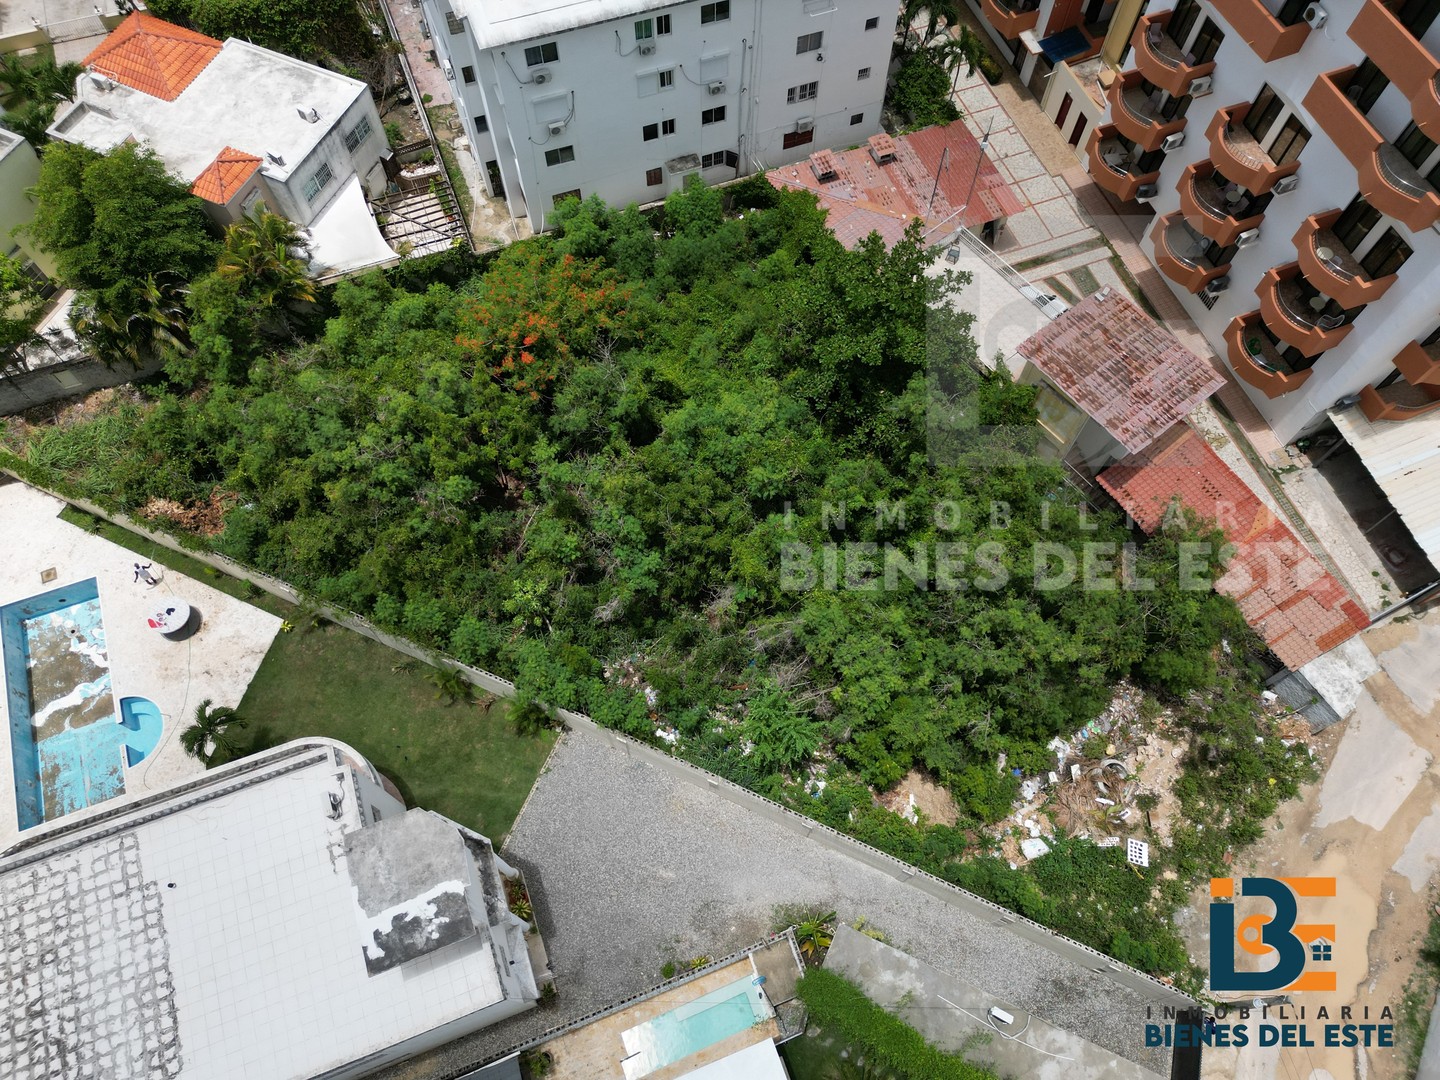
[456,245,633,401]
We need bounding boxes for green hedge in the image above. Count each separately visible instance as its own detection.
[795,969,998,1080]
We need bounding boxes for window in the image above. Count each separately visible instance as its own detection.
[702,105,726,124]
[797,31,823,53]
[1189,18,1224,65]
[1168,0,1202,44]
[1397,121,1437,169]
[646,167,663,185]
[1268,114,1309,167]
[865,16,879,28]
[636,18,653,39]
[783,128,814,149]
[545,145,575,166]
[659,69,675,89]
[525,41,559,65]
[1397,0,1440,36]
[1347,60,1390,115]
[342,116,373,153]
[1334,195,1380,252]
[850,112,864,125]
[787,81,819,104]
[701,149,739,168]
[643,122,660,141]
[1360,227,1412,279]
[444,9,464,34]
[701,1,729,23]
[1243,85,1283,141]
[657,13,672,33]
[857,67,871,80]
[302,161,333,202]
[461,65,476,83]
[553,189,581,206]
[474,114,489,132]
[662,117,676,135]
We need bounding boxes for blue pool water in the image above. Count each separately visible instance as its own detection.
[620,976,772,1078]
[119,697,164,766]
[3,580,160,830]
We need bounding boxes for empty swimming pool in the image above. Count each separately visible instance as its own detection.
[2,579,156,829]
[619,975,773,1079]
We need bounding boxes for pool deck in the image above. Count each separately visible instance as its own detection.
[537,959,780,1080]
[0,479,282,851]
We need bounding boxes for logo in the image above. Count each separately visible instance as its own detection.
[1209,877,1336,992]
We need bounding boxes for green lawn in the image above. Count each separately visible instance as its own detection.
[781,1031,900,1080]
[59,507,555,840]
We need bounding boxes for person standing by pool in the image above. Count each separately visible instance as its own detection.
[134,563,159,587]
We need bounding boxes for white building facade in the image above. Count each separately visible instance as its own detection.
[1078,0,1440,443]
[426,0,901,230]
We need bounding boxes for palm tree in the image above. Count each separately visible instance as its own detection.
[73,274,192,368]
[0,52,83,145]
[216,210,317,339]
[900,0,964,48]
[181,699,249,765]
[931,27,990,84]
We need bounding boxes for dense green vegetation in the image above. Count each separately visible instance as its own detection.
[144,0,379,68]
[6,179,1278,982]
[794,969,997,1080]
[0,51,81,146]
[1399,896,1440,1072]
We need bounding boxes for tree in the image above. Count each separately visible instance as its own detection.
[144,0,376,63]
[0,51,82,146]
[27,143,216,364]
[181,698,248,764]
[0,253,45,360]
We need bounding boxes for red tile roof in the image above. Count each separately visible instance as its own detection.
[190,147,262,204]
[765,121,1024,250]
[83,12,223,102]
[1016,288,1226,454]
[1098,425,1369,669]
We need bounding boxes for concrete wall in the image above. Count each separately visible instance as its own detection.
[0,136,57,279]
[438,0,897,230]
[1120,0,1440,442]
[279,94,389,226]
[1043,61,1104,163]
[0,354,165,416]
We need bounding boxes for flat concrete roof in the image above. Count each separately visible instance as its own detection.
[51,37,367,184]
[455,0,676,50]
[0,0,119,43]
[0,740,511,1079]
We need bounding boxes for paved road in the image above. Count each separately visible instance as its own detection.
[381,727,1179,1078]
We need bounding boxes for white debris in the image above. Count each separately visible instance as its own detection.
[1261,690,1279,704]
[1020,838,1051,860]
[1096,797,1115,806]
[1126,838,1151,868]
[654,727,678,745]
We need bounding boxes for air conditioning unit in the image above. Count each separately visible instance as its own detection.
[1235,228,1261,248]
[638,42,655,55]
[1204,275,1230,294]
[796,117,814,133]
[533,69,551,85]
[1189,75,1213,97]
[443,61,453,80]
[1135,182,1159,200]
[1161,131,1185,152]
[547,120,566,136]
[708,80,726,95]
[1303,2,1326,28]
[1272,174,1300,195]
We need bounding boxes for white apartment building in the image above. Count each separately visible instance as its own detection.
[1063,0,1440,446]
[425,0,901,230]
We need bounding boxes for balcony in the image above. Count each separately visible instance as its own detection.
[1206,104,1300,195]
[1348,0,1440,142]
[1209,0,1310,61]
[1177,161,1266,245]
[981,0,1039,39]
[1225,311,1313,398]
[1360,379,1440,421]
[1292,210,1398,309]
[1087,125,1161,202]
[1131,11,1218,98]
[1256,263,1354,357]
[1154,212,1231,292]
[1304,68,1440,231]
[1395,337,1440,386]
[1107,71,1188,152]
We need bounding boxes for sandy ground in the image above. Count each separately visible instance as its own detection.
[1192,613,1440,1079]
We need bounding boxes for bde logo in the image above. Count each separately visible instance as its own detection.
[1210,877,1337,992]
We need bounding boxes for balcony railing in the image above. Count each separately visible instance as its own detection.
[1225,312,1313,398]
[1087,125,1161,202]
[1206,104,1300,194]
[1154,212,1231,292]
[1360,379,1440,421]
[981,0,1039,39]
[1131,11,1218,97]
[1209,0,1309,61]
[1177,161,1266,245]
[1304,67,1440,231]
[1348,0,1440,141]
[1107,71,1188,152]
[1257,263,1354,357]
[1292,210,1398,309]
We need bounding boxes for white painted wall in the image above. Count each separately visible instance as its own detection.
[429,0,899,230]
[279,95,389,227]
[1118,0,1440,442]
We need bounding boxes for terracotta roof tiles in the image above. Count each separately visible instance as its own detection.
[83,12,223,102]
[190,147,262,204]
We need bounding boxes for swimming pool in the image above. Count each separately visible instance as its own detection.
[2,579,159,829]
[620,976,773,1079]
